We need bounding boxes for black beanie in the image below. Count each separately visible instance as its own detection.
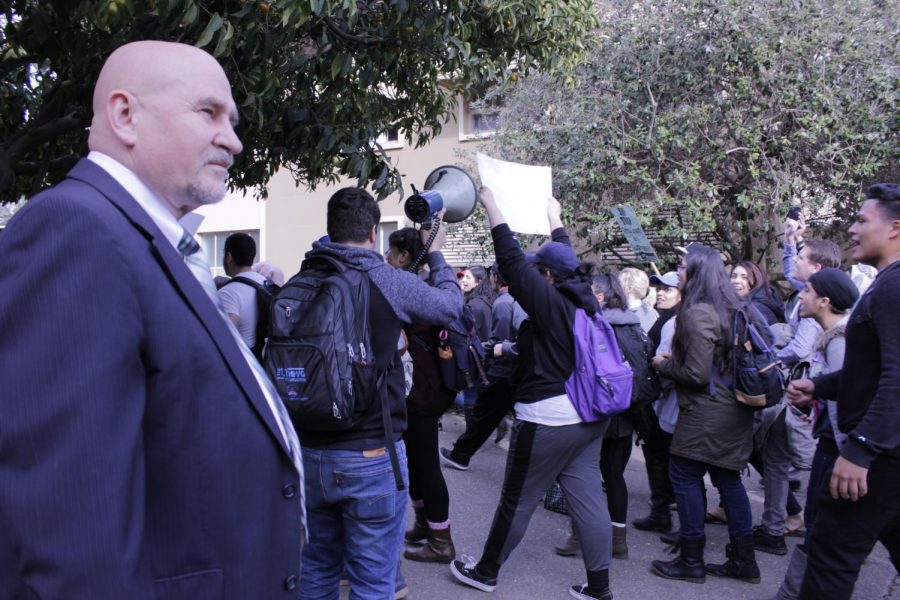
[808,267,859,312]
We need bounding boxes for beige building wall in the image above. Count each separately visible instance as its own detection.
[265,119,481,275]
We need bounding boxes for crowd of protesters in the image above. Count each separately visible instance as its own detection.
[433,183,900,600]
[1,39,896,600]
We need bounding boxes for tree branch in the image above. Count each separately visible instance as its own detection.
[6,112,83,160]
[325,17,383,45]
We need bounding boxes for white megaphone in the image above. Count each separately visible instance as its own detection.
[404,165,478,224]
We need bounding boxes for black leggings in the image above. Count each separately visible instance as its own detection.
[404,414,450,523]
[600,435,633,524]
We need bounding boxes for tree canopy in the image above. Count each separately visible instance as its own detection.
[0,0,597,202]
[489,0,899,266]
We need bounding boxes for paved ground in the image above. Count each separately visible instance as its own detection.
[391,414,898,600]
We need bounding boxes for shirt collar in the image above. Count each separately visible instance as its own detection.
[87,151,186,251]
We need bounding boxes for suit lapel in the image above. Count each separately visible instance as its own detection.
[67,159,291,456]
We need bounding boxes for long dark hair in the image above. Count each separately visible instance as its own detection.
[591,272,628,310]
[388,227,423,270]
[673,245,741,365]
[466,264,496,305]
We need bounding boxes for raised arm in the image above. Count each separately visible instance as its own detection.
[478,187,566,323]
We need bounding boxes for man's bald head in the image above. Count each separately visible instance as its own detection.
[88,41,242,218]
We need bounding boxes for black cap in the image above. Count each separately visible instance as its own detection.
[808,268,859,312]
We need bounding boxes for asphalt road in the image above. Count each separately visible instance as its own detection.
[392,414,898,600]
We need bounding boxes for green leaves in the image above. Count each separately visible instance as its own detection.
[0,0,599,203]
[195,13,224,49]
[487,0,899,265]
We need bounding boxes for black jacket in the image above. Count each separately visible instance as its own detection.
[602,308,642,439]
[466,294,493,342]
[493,224,599,404]
[748,286,785,325]
[813,261,900,467]
[648,306,677,353]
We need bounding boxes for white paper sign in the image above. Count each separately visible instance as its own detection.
[476,153,552,235]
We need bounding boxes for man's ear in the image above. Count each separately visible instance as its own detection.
[107,90,139,147]
[888,218,900,240]
[368,225,377,245]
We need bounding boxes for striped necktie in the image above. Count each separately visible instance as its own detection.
[177,230,306,532]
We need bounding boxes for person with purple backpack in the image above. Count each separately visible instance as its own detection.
[449,187,615,600]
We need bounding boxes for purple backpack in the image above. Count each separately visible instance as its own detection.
[565,309,634,421]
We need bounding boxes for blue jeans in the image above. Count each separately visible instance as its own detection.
[299,441,409,600]
[669,455,753,540]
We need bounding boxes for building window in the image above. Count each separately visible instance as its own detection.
[375,219,401,256]
[376,127,404,150]
[459,95,503,140]
[472,112,501,133]
[198,229,260,277]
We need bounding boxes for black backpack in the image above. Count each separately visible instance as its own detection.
[613,322,662,408]
[264,255,405,491]
[724,305,785,410]
[411,305,487,392]
[220,275,279,361]
[263,256,375,432]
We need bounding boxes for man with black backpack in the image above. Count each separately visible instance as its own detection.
[218,232,278,360]
[267,188,463,600]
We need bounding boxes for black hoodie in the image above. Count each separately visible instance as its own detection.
[748,285,785,325]
[492,224,599,404]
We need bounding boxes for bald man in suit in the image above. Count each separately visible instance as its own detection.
[0,42,304,599]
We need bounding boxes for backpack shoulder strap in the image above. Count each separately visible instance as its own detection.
[226,274,272,294]
[374,368,405,491]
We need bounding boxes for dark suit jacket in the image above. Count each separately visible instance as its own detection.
[0,160,303,599]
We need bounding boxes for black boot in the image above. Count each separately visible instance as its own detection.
[705,535,761,584]
[651,536,705,584]
[404,506,428,544]
[633,511,672,533]
[659,530,679,545]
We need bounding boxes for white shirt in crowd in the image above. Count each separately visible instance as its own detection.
[218,270,269,348]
